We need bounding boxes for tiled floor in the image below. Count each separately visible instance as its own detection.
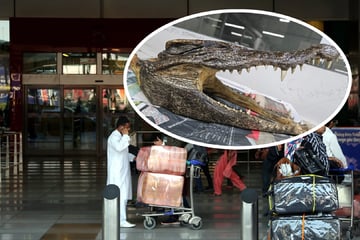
[0,157,358,240]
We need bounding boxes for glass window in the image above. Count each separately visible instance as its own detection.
[23,53,57,74]
[27,88,60,113]
[63,88,97,150]
[62,53,96,74]
[26,88,61,151]
[102,88,128,113]
[102,53,129,75]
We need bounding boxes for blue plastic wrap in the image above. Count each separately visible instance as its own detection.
[271,215,341,240]
[269,175,338,214]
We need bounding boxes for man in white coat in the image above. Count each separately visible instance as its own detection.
[106,116,136,228]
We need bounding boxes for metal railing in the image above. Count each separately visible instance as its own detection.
[0,131,23,182]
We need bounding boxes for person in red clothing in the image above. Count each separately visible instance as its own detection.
[213,150,246,196]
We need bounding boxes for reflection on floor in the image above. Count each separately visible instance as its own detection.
[41,223,101,240]
[0,157,357,240]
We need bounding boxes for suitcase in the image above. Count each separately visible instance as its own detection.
[137,172,184,207]
[136,145,187,175]
[270,215,341,240]
[268,174,338,214]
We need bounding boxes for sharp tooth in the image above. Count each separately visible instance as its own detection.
[246,68,250,73]
[273,66,278,71]
[238,69,243,74]
[291,66,296,74]
[327,60,333,69]
[281,70,287,81]
[311,58,315,65]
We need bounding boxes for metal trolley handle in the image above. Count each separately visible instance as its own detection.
[186,160,204,178]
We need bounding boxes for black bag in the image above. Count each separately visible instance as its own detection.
[293,148,326,175]
[187,147,208,164]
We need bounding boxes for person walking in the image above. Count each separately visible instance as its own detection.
[186,144,213,192]
[261,145,284,195]
[106,116,136,228]
[213,150,246,196]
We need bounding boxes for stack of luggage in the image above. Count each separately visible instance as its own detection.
[136,145,187,207]
[267,174,342,239]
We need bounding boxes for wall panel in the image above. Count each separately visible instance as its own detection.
[104,0,187,18]
[0,0,13,19]
[0,0,355,20]
[15,0,100,18]
[275,0,350,20]
[188,0,273,14]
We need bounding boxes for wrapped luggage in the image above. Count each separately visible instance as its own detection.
[136,145,187,175]
[270,215,341,240]
[137,172,184,207]
[268,175,338,214]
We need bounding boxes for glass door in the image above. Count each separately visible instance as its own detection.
[26,87,62,153]
[63,87,97,151]
[25,86,98,155]
[25,85,134,156]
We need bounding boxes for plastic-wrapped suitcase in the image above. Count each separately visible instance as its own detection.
[268,174,338,214]
[137,172,184,207]
[270,214,341,240]
[136,145,187,175]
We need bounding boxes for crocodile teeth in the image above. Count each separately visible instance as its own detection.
[291,66,296,74]
[281,70,287,81]
[327,60,333,69]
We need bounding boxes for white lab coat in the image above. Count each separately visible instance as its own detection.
[106,129,132,222]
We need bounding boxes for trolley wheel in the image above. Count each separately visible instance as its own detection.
[143,216,157,230]
[191,219,203,230]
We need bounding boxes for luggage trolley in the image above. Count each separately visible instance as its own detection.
[329,163,356,240]
[138,160,203,230]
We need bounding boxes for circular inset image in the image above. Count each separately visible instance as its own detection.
[124,9,351,149]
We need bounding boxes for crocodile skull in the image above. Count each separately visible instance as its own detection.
[130,39,340,135]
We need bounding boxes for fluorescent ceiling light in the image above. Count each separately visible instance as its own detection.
[231,31,242,37]
[279,18,290,23]
[205,16,222,23]
[262,31,285,38]
[225,22,245,30]
[334,68,347,74]
[211,24,221,29]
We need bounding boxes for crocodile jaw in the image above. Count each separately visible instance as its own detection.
[129,39,340,135]
[131,57,308,135]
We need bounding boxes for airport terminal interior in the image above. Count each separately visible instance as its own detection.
[0,0,360,239]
